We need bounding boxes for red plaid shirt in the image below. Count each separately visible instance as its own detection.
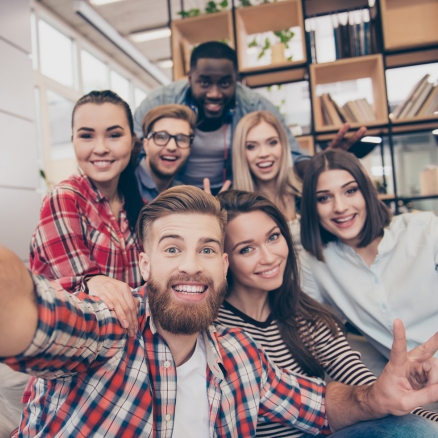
[5,276,331,437]
[30,171,143,291]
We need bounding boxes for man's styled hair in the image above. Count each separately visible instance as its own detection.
[190,41,238,71]
[137,185,227,249]
[141,104,197,137]
[300,149,392,262]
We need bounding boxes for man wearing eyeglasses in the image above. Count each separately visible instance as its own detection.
[136,104,197,202]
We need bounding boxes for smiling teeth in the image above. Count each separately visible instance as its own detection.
[162,156,177,161]
[258,266,278,275]
[334,215,355,223]
[93,161,112,167]
[173,285,205,293]
[257,162,273,168]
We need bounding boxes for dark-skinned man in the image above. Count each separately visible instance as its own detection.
[134,42,366,195]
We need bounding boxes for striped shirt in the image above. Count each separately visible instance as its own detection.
[4,275,330,437]
[30,171,143,292]
[217,301,438,436]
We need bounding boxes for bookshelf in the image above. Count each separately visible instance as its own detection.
[170,0,438,212]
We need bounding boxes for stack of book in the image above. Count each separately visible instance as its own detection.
[305,8,378,64]
[320,93,377,126]
[391,74,438,120]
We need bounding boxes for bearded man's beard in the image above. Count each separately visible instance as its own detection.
[147,273,227,335]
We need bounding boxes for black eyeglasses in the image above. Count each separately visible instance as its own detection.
[147,131,193,149]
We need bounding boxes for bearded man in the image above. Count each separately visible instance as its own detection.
[1,186,438,437]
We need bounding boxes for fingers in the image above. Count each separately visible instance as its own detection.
[408,330,438,363]
[219,180,232,193]
[203,178,211,195]
[344,126,367,150]
[327,123,350,150]
[423,359,438,387]
[87,276,138,337]
[389,319,408,367]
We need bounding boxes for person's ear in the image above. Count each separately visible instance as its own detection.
[139,252,151,282]
[222,252,229,278]
[143,137,149,155]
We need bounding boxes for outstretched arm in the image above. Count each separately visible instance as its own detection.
[0,246,38,357]
[325,319,438,432]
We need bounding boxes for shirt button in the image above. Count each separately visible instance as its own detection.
[374,277,379,284]
[381,303,387,310]
[165,414,171,422]
[164,361,171,368]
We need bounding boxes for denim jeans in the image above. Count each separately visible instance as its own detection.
[307,414,438,437]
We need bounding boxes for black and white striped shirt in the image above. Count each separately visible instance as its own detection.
[216,300,437,437]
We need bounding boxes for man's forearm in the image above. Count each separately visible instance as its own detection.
[0,246,38,357]
[325,381,385,432]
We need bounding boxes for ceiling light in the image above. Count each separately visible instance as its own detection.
[90,0,124,5]
[130,28,171,43]
[432,129,438,135]
[361,136,382,144]
[74,1,170,85]
[157,59,173,69]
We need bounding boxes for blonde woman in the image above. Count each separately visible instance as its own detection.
[232,110,303,251]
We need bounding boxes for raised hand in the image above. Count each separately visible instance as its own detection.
[370,319,438,416]
[203,177,232,195]
[87,275,139,337]
[327,123,367,151]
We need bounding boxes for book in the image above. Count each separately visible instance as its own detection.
[391,74,430,119]
[356,98,376,121]
[344,101,364,123]
[405,82,434,118]
[398,75,431,119]
[327,94,347,123]
[320,93,343,125]
[320,95,332,125]
[418,85,438,116]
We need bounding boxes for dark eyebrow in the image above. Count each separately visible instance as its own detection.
[316,180,357,194]
[158,234,183,244]
[76,125,124,132]
[107,125,124,131]
[232,226,278,251]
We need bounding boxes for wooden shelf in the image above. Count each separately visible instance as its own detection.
[310,54,388,133]
[385,48,438,69]
[315,127,389,142]
[171,11,235,80]
[391,115,438,125]
[243,67,307,88]
[380,0,438,51]
[296,135,315,155]
[235,0,306,72]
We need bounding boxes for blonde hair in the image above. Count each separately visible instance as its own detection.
[232,111,302,202]
[137,185,227,249]
[142,104,197,137]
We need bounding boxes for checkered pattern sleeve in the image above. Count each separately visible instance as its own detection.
[30,183,103,292]
[257,347,331,436]
[3,274,129,379]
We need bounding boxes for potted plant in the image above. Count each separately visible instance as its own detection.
[249,29,295,64]
[178,0,228,18]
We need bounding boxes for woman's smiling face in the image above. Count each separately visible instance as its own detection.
[244,121,283,184]
[224,210,288,293]
[316,169,367,247]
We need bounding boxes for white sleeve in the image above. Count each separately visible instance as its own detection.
[298,250,325,303]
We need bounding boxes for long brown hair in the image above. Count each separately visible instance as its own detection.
[72,90,144,231]
[217,190,343,378]
[301,149,392,262]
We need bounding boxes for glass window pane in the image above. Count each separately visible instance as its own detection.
[39,20,74,88]
[253,82,311,135]
[134,88,148,110]
[110,70,130,104]
[47,90,75,161]
[81,50,108,93]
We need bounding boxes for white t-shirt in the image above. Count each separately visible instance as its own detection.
[172,334,210,438]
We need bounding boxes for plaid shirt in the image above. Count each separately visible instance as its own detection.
[30,171,143,292]
[4,275,330,437]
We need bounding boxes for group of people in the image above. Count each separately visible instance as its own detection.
[1,41,438,437]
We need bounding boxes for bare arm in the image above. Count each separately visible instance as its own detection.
[326,319,438,432]
[0,246,38,357]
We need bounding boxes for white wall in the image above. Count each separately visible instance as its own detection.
[0,0,41,262]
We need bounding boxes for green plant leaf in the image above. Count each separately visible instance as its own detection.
[220,0,228,8]
[240,0,252,6]
[248,38,258,47]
